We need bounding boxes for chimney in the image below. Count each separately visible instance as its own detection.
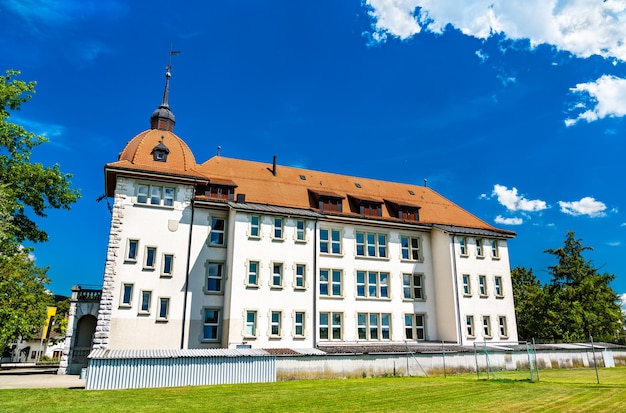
[236,193,246,203]
[272,155,277,176]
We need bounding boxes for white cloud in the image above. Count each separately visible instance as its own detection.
[364,1,626,61]
[495,215,523,225]
[607,241,621,247]
[565,75,626,126]
[4,0,128,27]
[475,49,489,63]
[558,196,607,217]
[492,184,548,212]
[620,293,626,311]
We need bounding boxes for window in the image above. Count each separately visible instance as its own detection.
[158,297,170,321]
[126,239,139,262]
[245,310,257,337]
[494,276,504,297]
[139,290,152,314]
[144,246,157,270]
[318,197,342,212]
[482,315,492,338]
[400,236,421,261]
[270,311,282,337]
[320,228,341,255]
[462,274,471,296]
[247,261,259,287]
[459,237,468,256]
[404,314,426,340]
[161,254,174,276]
[206,262,224,293]
[359,201,382,217]
[491,240,500,258]
[475,238,483,257]
[294,311,305,338]
[295,219,306,242]
[466,315,475,337]
[271,263,283,288]
[479,275,488,297]
[203,308,221,341]
[399,207,419,221]
[206,184,234,200]
[319,269,342,297]
[249,215,261,238]
[319,312,342,340]
[137,184,174,207]
[357,313,391,341]
[272,217,284,240]
[356,271,389,298]
[403,273,424,300]
[498,316,508,337]
[295,264,306,289]
[209,217,226,246]
[120,283,133,307]
[355,231,387,258]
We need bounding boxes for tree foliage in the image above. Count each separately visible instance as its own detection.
[512,232,624,343]
[0,70,79,349]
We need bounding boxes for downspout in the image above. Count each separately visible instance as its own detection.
[313,219,318,347]
[180,197,195,349]
[450,233,463,345]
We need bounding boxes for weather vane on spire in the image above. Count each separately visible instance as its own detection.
[167,45,181,76]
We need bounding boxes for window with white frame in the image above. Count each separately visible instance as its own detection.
[294,311,305,338]
[478,275,488,297]
[319,312,342,340]
[403,273,424,300]
[404,313,426,340]
[355,231,387,258]
[126,239,139,262]
[139,290,151,314]
[244,310,257,337]
[271,262,283,288]
[295,219,306,242]
[498,316,508,337]
[475,238,484,257]
[206,262,224,293]
[494,276,504,297]
[161,253,174,276]
[482,315,492,338]
[466,315,475,337]
[319,228,341,255]
[144,246,157,270]
[158,297,170,321]
[209,217,226,246]
[400,236,421,261]
[319,269,342,297]
[462,274,472,296]
[203,308,221,341]
[270,311,282,337]
[356,271,389,298]
[459,237,468,256]
[294,264,306,289]
[357,313,391,341]
[491,239,499,258]
[137,184,174,207]
[120,283,133,307]
[272,217,284,240]
[247,261,259,287]
[249,215,261,238]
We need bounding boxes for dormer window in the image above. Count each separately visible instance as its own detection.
[308,190,344,213]
[206,184,235,200]
[151,139,170,162]
[384,199,420,222]
[348,195,383,217]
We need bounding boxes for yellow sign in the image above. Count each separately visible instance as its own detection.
[43,307,57,339]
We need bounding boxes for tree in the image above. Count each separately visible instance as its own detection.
[512,232,624,343]
[0,70,79,349]
[0,69,80,252]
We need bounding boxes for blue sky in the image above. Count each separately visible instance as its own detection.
[2,0,626,301]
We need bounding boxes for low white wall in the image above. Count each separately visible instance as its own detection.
[276,348,626,379]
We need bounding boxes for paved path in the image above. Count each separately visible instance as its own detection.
[0,368,85,389]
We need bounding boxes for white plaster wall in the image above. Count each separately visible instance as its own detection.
[431,229,460,343]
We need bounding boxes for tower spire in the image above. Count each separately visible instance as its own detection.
[150,46,181,132]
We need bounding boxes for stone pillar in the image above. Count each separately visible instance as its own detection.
[57,286,80,375]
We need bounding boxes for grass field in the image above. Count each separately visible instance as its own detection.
[1,368,625,412]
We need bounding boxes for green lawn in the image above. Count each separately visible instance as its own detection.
[1,368,625,412]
